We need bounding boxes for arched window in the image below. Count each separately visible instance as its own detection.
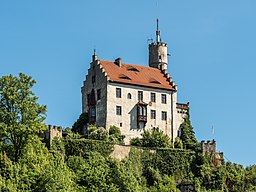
[127,93,132,99]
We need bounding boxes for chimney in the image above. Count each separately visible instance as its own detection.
[115,58,122,67]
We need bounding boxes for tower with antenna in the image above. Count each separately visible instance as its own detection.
[149,19,168,70]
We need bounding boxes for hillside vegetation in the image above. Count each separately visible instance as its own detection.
[0,73,255,192]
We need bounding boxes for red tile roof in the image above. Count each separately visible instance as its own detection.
[99,60,176,91]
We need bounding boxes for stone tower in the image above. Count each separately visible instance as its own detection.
[149,19,168,70]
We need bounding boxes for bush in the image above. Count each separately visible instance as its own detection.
[72,113,88,134]
[108,125,125,144]
[130,127,171,148]
[64,138,114,158]
[174,138,183,149]
[130,137,143,146]
[88,127,108,140]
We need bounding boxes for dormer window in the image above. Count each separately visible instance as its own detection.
[119,74,131,80]
[127,66,140,72]
[149,78,161,84]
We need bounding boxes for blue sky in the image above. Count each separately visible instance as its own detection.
[1,0,256,166]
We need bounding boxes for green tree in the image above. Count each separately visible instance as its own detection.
[72,113,88,134]
[109,125,125,144]
[153,175,178,192]
[88,126,108,140]
[19,136,76,191]
[179,117,198,151]
[109,159,142,192]
[0,73,47,161]
[174,138,183,149]
[244,165,256,191]
[130,127,171,148]
[37,156,77,192]
[67,152,118,191]
[225,162,245,192]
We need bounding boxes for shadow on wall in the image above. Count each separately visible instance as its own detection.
[129,105,138,130]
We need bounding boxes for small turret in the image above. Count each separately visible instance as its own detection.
[149,19,168,71]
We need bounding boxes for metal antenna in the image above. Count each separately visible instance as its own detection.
[157,18,159,31]
[156,18,161,43]
[92,48,98,61]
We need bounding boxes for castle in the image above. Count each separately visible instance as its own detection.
[81,20,188,144]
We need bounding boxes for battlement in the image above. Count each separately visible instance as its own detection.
[177,102,189,115]
[177,102,189,110]
[201,139,223,167]
[43,125,63,147]
[201,139,216,154]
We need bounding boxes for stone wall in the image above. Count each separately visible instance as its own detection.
[106,82,176,144]
[43,125,62,147]
[110,144,155,160]
[201,139,223,167]
[175,103,189,137]
[81,59,108,128]
[110,144,131,160]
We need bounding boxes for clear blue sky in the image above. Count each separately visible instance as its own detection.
[1,1,256,166]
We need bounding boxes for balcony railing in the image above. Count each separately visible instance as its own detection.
[138,115,147,122]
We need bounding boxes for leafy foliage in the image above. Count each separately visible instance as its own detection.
[0,73,255,191]
[130,127,171,148]
[88,126,108,140]
[0,73,47,161]
[179,116,198,151]
[72,113,88,134]
[108,125,125,144]
[64,138,114,158]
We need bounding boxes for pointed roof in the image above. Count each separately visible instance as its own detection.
[99,60,175,91]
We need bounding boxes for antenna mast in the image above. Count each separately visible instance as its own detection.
[156,18,161,43]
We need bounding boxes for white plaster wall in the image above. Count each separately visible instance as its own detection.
[81,62,186,144]
[106,82,174,144]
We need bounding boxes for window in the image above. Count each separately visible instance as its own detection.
[92,75,96,83]
[177,130,181,137]
[116,106,122,115]
[127,93,132,99]
[151,110,156,119]
[162,111,167,120]
[138,105,147,116]
[151,92,156,102]
[116,88,121,98]
[137,104,147,123]
[97,89,101,100]
[161,94,167,104]
[91,107,96,117]
[120,123,122,127]
[87,94,90,105]
[138,91,143,101]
